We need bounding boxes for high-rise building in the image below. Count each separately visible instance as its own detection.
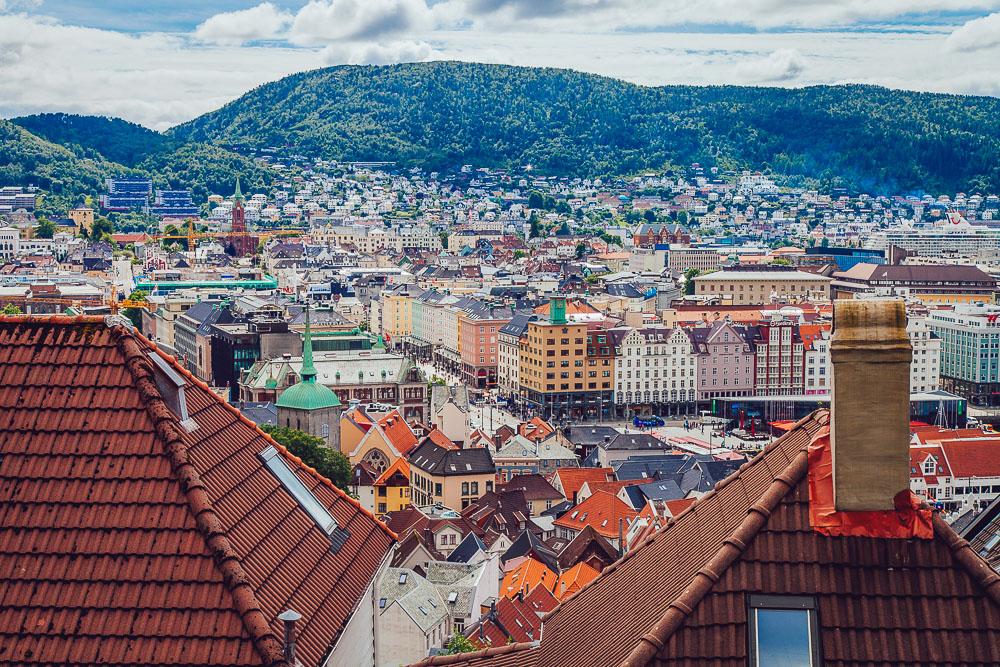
[101,177,151,212]
[518,297,612,422]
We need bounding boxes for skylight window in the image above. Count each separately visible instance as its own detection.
[448,591,458,603]
[399,572,408,584]
[259,445,337,535]
[379,598,387,609]
[748,595,819,667]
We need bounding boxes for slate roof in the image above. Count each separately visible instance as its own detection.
[0,316,396,667]
[498,474,563,501]
[447,532,488,563]
[409,440,496,476]
[378,568,449,634]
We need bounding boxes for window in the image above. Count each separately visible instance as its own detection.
[748,595,819,667]
[259,445,338,535]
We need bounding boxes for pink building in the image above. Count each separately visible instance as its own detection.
[458,303,511,389]
[689,320,757,401]
[753,316,805,396]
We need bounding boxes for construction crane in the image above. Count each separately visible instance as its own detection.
[2,285,151,315]
[149,219,305,248]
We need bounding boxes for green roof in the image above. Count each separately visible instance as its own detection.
[275,380,341,410]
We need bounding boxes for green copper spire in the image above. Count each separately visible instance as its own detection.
[275,301,341,411]
[234,177,243,202]
[300,303,317,382]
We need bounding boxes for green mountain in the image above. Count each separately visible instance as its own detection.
[0,117,127,200]
[12,113,170,167]
[2,115,277,214]
[170,61,1000,194]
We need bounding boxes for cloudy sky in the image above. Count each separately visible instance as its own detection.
[1,0,999,130]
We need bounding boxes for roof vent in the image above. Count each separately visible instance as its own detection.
[278,610,302,663]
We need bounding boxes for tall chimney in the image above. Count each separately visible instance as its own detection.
[278,609,302,663]
[830,298,912,511]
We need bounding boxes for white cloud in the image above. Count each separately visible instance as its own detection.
[0,13,319,130]
[320,39,434,65]
[946,12,1000,51]
[193,2,294,46]
[3,7,1000,130]
[735,48,806,82]
[288,0,434,45]
[444,0,1000,31]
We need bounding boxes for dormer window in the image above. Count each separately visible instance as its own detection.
[923,457,937,475]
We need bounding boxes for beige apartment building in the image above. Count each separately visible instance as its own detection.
[693,269,831,305]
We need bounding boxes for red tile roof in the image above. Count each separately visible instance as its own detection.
[937,438,1000,477]
[552,491,639,541]
[501,557,557,599]
[0,316,395,667]
[378,409,419,455]
[554,562,600,601]
[551,467,613,502]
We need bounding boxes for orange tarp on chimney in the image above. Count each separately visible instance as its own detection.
[807,426,932,539]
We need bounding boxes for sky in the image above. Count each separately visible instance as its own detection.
[1,0,999,130]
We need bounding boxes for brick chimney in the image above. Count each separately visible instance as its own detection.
[830,298,912,511]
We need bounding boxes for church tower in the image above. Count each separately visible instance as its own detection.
[275,305,344,451]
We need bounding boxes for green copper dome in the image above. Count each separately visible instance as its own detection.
[275,303,341,411]
[275,380,341,410]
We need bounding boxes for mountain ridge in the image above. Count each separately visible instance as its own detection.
[5,62,1000,202]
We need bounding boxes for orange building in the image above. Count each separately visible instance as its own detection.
[519,297,613,422]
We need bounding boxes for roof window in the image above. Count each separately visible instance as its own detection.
[259,445,350,551]
[748,595,819,667]
[147,351,197,431]
[399,572,408,584]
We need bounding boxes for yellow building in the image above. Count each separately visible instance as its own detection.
[373,458,412,515]
[381,283,423,341]
[408,440,496,510]
[693,269,832,305]
[518,297,613,421]
[68,207,94,235]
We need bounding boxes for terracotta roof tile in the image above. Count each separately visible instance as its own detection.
[0,316,395,667]
[552,491,639,540]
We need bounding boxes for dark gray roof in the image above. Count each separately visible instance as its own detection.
[447,532,487,563]
[563,425,620,447]
[408,441,496,476]
[498,312,537,337]
[238,401,277,426]
[635,479,685,502]
[604,433,670,451]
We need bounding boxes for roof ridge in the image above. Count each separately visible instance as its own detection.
[132,327,397,541]
[541,410,827,627]
[617,446,809,667]
[112,325,289,667]
[932,513,1000,606]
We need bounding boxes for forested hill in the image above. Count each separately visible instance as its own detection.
[2,115,278,213]
[13,113,171,167]
[169,61,1000,194]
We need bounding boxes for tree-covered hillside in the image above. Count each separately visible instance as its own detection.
[170,62,1000,194]
[12,113,170,167]
[1,117,277,213]
[0,118,129,212]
